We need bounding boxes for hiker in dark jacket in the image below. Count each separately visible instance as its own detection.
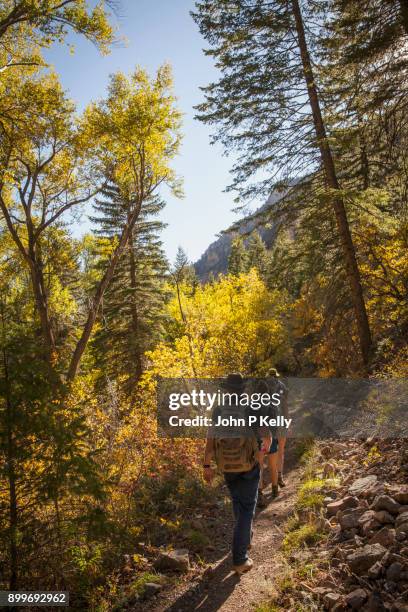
[203,373,271,575]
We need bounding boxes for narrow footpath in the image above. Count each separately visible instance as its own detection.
[143,463,302,612]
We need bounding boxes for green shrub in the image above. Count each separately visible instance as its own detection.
[131,571,165,597]
[282,523,323,553]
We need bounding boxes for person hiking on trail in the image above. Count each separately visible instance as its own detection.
[273,369,289,489]
[257,372,289,506]
[202,373,271,575]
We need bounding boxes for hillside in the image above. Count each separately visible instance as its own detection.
[193,191,284,281]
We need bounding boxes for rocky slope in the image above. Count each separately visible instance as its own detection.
[276,439,408,611]
[193,191,284,282]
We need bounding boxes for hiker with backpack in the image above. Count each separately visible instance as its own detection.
[202,373,271,575]
[257,373,289,506]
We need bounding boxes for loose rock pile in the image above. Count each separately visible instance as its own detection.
[314,439,408,611]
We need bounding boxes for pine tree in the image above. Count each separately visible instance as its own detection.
[319,0,408,208]
[332,1,408,75]
[228,236,248,276]
[192,0,372,365]
[246,231,269,278]
[173,246,198,287]
[91,183,169,390]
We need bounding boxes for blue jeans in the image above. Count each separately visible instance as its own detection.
[224,463,260,565]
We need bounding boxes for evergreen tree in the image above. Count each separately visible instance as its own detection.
[172,246,198,288]
[246,231,269,278]
[332,1,408,83]
[319,0,408,209]
[91,183,169,390]
[192,0,372,365]
[228,236,248,276]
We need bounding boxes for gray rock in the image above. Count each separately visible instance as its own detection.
[339,509,363,530]
[372,495,401,515]
[154,549,190,572]
[374,510,395,524]
[358,510,382,535]
[358,510,377,525]
[396,511,408,527]
[347,543,387,574]
[324,592,342,608]
[349,476,378,496]
[327,496,359,517]
[345,588,367,609]
[386,562,404,581]
[396,531,407,542]
[369,527,396,547]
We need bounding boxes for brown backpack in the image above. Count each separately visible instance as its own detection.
[214,436,258,472]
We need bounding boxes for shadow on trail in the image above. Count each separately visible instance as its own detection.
[163,555,240,612]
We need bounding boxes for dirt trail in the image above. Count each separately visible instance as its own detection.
[147,463,302,612]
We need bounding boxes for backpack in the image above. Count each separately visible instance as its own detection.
[214,436,258,473]
[213,403,258,472]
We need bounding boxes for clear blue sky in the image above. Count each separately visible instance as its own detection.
[45,0,263,263]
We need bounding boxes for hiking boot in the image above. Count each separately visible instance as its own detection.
[271,484,279,499]
[278,472,286,487]
[233,558,253,575]
[257,490,267,508]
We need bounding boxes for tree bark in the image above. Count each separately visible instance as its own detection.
[67,201,143,381]
[27,255,57,363]
[291,0,372,365]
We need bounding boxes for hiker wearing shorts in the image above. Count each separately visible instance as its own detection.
[257,373,289,505]
[275,372,289,488]
[203,373,271,575]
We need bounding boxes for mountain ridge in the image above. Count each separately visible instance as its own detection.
[193,191,283,281]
